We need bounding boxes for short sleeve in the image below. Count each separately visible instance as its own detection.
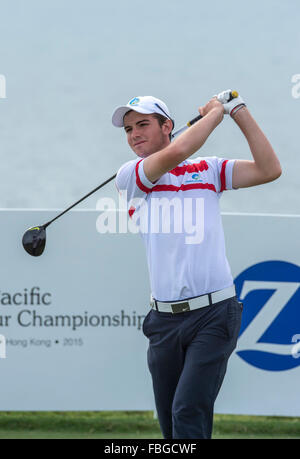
[208,156,237,194]
[115,158,157,205]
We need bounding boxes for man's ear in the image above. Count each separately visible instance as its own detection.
[162,119,173,137]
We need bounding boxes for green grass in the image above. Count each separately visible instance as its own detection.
[213,414,300,439]
[0,411,299,439]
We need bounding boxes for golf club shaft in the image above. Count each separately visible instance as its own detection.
[43,90,238,228]
[43,173,117,228]
[171,115,202,138]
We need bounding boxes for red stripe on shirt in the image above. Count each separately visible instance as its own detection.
[220,160,228,192]
[152,183,216,193]
[128,206,136,218]
[169,160,209,176]
[135,159,152,193]
[135,158,216,194]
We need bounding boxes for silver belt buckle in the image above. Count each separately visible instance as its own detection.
[171,301,190,314]
[150,295,155,309]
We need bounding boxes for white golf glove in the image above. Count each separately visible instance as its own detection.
[215,89,246,117]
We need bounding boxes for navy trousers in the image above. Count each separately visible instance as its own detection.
[142,295,242,439]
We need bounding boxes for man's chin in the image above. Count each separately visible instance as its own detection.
[134,148,150,158]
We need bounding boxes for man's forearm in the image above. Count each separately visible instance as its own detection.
[144,106,223,183]
[173,107,223,160]
[232,107,282,176]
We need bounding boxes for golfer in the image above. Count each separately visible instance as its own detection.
[112,92,281,439]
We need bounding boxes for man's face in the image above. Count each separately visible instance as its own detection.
[123,111,171,158]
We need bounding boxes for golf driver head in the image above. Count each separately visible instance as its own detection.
[22,226,46,257]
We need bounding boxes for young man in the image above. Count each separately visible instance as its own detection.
[112,93,281,439]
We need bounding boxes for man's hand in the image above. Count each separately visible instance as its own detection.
[217,89,246,117]
[198,98,224,121]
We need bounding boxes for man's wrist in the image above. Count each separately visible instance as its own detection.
[231,106,254,134]
[230,103,247,118]
[209,106,224,123]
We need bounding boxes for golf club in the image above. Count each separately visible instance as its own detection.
[22,90,238,257]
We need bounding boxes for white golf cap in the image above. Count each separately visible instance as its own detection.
[112,96,173,128]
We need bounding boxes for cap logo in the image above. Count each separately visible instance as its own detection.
[129,97,140,106]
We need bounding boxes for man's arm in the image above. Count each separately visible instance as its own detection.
[143,99,224,183]
[231,107,282,189]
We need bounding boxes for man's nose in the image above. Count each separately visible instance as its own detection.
[131,127,141,139]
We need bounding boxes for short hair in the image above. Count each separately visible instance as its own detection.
[151,113,173,141]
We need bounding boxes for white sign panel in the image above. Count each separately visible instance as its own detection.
[0,210,153,410]
[0,210,299,415]
[215,213,300,416]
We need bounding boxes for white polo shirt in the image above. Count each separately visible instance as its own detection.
[116,156,238,302]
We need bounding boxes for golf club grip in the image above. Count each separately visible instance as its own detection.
[187,114,202,127]
[186,90,238,128]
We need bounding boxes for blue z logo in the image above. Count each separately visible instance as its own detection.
[235,260,300,372]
